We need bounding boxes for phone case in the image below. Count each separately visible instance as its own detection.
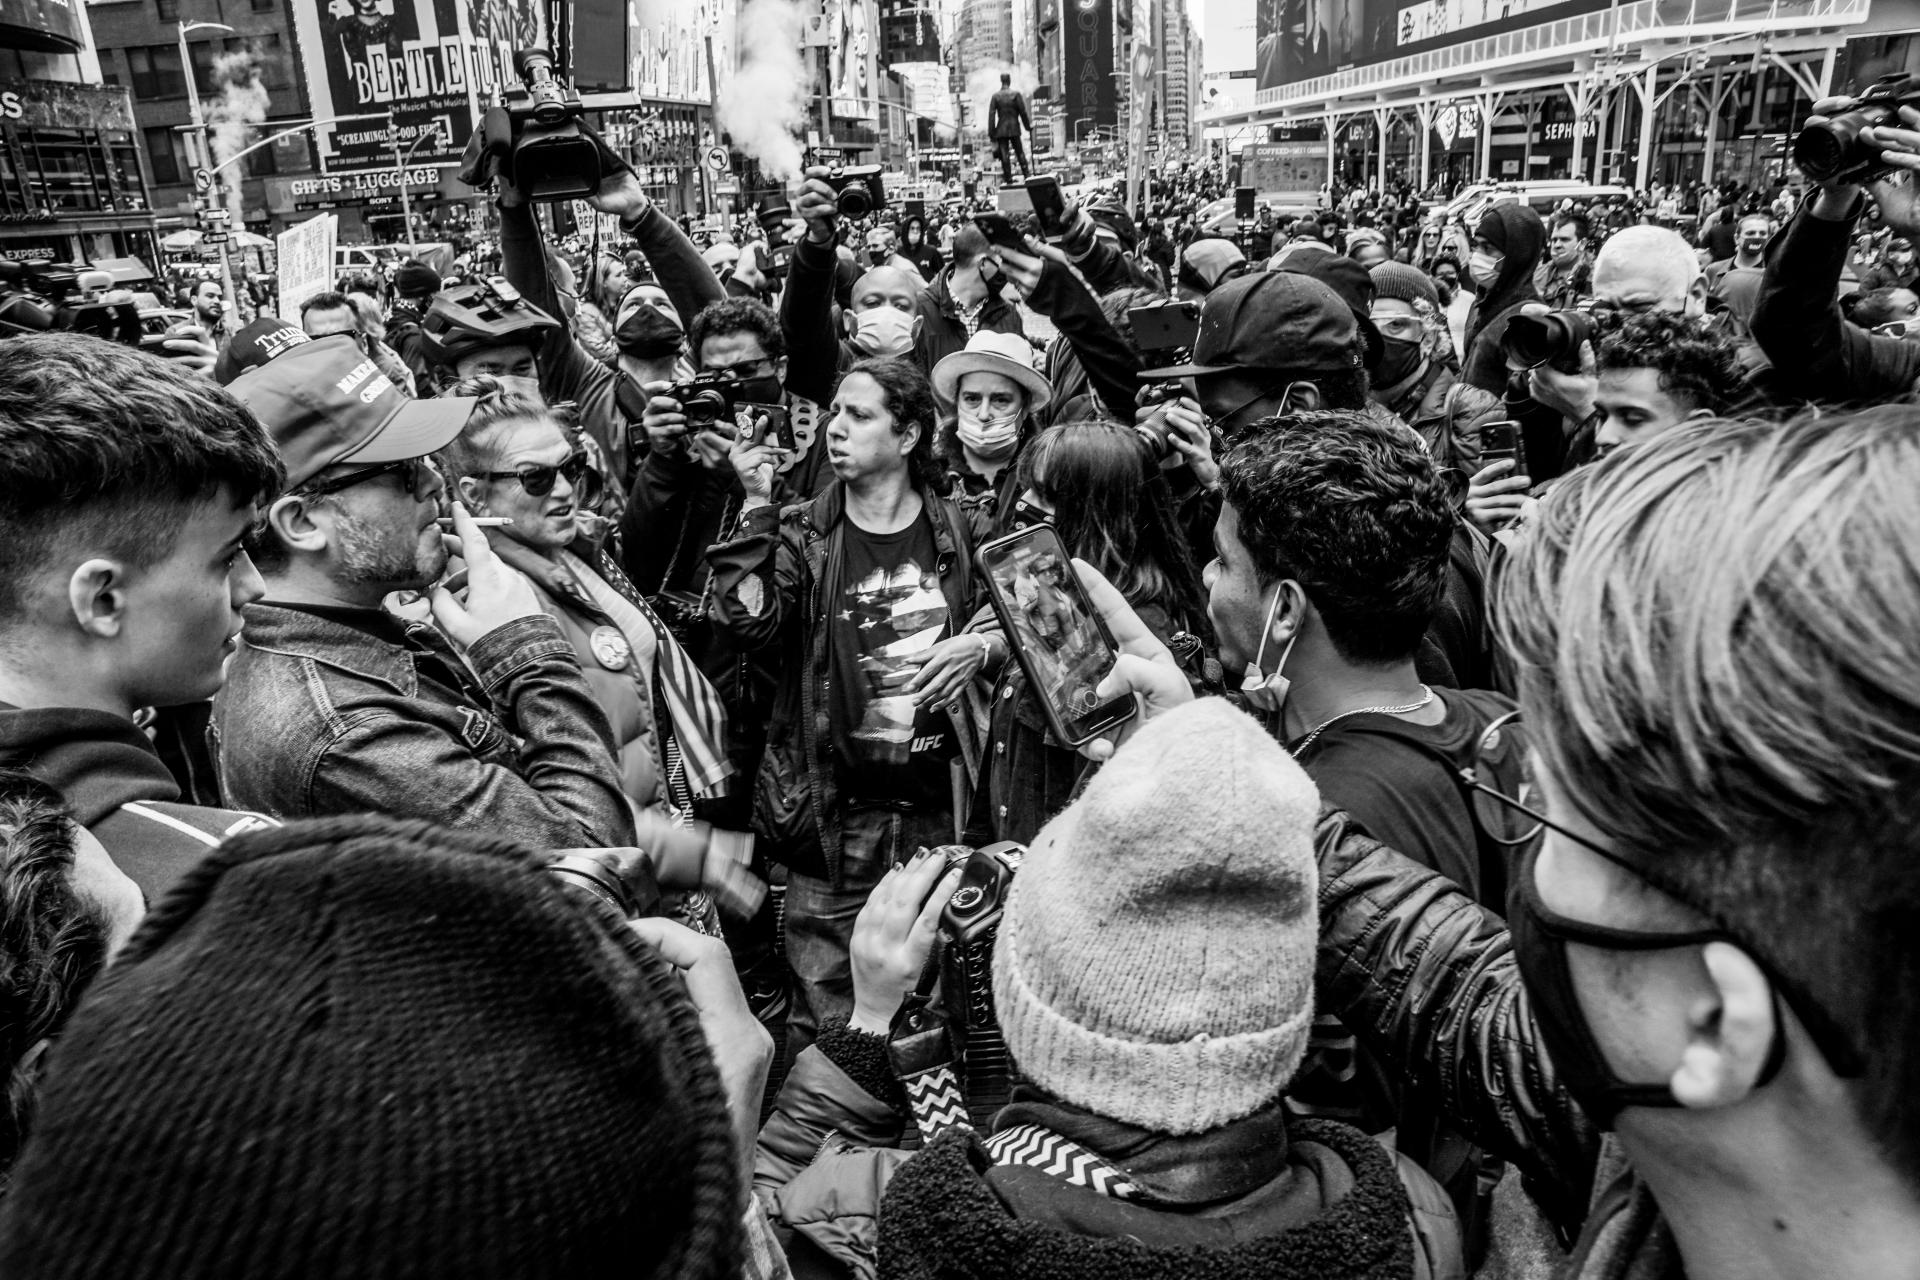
[977,528,1137,748]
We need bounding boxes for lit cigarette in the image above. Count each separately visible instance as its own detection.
[436,516,515,527]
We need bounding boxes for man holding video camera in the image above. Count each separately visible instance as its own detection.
[1750,96,1920,403]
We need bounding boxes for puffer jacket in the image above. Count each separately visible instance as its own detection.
[1314,806,1683,1277]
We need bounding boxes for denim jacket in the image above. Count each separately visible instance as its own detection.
[212,601,636,850]
[706,484,987,885]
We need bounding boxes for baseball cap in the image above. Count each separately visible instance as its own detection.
[1142,272,1363,379]
[212,316,309,385]
[228,334,475,489]
[1274,247,1384,370]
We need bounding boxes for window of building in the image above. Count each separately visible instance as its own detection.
[143,125,182,186]
[22,128,105,213]
[127,45,186,99]
[155,0,178,19]
[250,0,274,11]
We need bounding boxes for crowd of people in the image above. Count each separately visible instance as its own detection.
[0,98,1916,1280]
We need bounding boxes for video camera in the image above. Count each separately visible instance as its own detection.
[0,262,141,346]
[825,165,888,218]
[1794,74,1920,186]
[504,48,612,202]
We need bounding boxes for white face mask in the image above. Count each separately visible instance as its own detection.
[496,374,544,406]
[956,405,1021,459]
[1239,585,1295,714]
[850,305,917,357]
[1469,250,1505,288]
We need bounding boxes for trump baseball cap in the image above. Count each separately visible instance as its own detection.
[228,334,475,489]
[1142,272,1364,379]
[211,316,309,386]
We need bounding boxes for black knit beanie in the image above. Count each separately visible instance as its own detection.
[0,815,742,1280]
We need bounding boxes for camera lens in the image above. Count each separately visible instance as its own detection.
[837,187,872,219]
[1503,312,1569,369]
[684,388,728,426]
[1793,116,1859,184]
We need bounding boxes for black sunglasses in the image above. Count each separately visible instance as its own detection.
[473,451,592,498]
[298,456,437,501]
[1460,711,1867,1078]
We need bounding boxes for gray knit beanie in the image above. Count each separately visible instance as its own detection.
[991,697,1322,1135]
[1370,261,1440,311]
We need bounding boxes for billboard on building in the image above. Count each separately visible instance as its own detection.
[287,0,550,173]
[1255,0,1607,90]
[632,0,727,102]
[1063,0,1116,137]
[1206,0,1259,75]
[827,0,877,120]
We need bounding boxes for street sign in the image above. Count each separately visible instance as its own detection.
[193,168,213,194]
[202,232,230,245]
[704,145,730,172]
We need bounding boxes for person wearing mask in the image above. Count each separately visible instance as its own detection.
[1367,263,1500,496]
[897,214,945,282]
[609,276,696,390]
[1431,254,1472,358]
[1535,214,1593,312]
[707,358,1001,1056]
[782,167,928,400]
[754,699,1464,1278]
[930,329,1053,511]
[1858,233,1919,293]
[1099,407,1920,1278]
[385,260,442,388]
[1459,204,1547,394]
[0,335,282,904]
[972,422,1208,845]
[914,225,1026,369]
[213,337,637,853]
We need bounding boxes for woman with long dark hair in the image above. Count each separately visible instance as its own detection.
[972,422,1209,844]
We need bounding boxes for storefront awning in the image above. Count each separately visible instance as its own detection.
[90,256,154,285]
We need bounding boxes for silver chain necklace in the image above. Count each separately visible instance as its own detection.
[1290,686,1436,755]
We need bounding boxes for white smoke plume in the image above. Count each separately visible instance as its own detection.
[716,0,809,181]
[966,60,1037,134]
[206,50,270,224]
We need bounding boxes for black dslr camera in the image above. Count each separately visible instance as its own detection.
[665,370,745,428]
[935,841,1024,1116]
[1794,74,1920,185]
[1502,308,1594,371]
[826,165,888,218]
[505,48,609,201]
[0,262,141,345]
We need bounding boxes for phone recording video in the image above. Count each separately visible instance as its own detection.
[1127,300,1202,352]
[978,526,1137,747]
[974,212,1028,253]
[1025,175,1069,241]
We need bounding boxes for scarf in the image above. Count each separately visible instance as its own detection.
[556,548,734,800]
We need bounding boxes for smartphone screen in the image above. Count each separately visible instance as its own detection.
[1480,419,1528,478]
[1127,301,1201,351]
[978,526,1137,747]
[1025,175,1068,240]
[975,212,1027,252]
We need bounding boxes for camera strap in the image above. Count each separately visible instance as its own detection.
[888,953,973,1142]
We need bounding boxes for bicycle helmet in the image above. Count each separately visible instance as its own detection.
[419,274,560,367]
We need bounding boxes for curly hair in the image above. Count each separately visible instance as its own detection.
[0,770,110,1190]
[1008,423,1208,636]
[435,375,555,482]
[1593,311,1744,416]
[840,357,945,493]
[1220,408,1454,664]
[687,296,786,366]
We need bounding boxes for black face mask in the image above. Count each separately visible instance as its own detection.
[733,372,784,405]
[615,299,684,361]
[1508,845,1784,1128]
[1374,335,1425,390]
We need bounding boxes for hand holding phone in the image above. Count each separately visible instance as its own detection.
[975,212,1028,252]
[979,526,1137,747]
[1025,175,1068,241]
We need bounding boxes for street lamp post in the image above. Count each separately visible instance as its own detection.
[178,19,236,330]
[389,113,443,259]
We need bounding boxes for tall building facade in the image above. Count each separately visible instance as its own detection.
[1,2,160,265]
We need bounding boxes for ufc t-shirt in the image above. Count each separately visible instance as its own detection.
[829,511,953,807]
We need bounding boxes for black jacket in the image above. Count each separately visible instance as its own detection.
[912,268,1025,372]
[1750,193,1919,404]
[988,87,1030,139]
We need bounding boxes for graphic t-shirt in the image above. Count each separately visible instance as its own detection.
[829,511,953,807]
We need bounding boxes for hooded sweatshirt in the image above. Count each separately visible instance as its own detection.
[1460,204,1547,394]
[0,704,275,900]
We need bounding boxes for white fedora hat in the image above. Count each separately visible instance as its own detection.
[930,329,1052,412]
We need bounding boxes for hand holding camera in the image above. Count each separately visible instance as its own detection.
[849,850,966,1034]
[640,381,689,452]
[1798,90,1920,234]
[793,167,842,246]
[1135,393,1216,484]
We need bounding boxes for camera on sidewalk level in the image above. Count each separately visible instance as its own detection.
[826,165,888,218]
[506,47,609,201]
[1794,74,1920,186]
[1503,308,1594,371]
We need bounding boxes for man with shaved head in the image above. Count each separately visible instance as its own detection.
[777,166,933,407]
